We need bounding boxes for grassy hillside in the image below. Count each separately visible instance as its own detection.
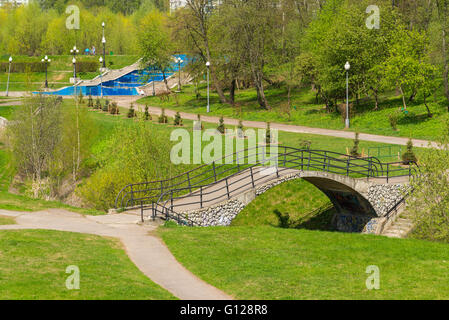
[160,225,449,300]
[138,84,448,141]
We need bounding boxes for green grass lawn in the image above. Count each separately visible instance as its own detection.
[160,225,449,300]
[138,84,448,141]
[0,229,175,299]
[0,215,15,225]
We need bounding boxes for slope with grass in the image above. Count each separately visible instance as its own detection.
[231,179,333,229]
[0,229,175,299]
[138,84,448,141]
[160,225,449,300]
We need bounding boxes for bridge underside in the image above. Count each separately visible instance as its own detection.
[302,177,377,218]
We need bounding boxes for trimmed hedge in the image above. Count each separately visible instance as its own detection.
[0,61,99,73]
[0,62,45,73]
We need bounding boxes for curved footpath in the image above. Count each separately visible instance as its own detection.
[110,96,439,149]
[0,209,232,300]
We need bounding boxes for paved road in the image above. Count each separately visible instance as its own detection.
[0,209,233,300]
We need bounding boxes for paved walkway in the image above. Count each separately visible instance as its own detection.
[110,96,439,149]
[0,209,232,300]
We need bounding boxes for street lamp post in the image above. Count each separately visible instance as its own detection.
[102,22,106,69]
[6,56,12,97]
[71,46,79,79]
[152,66,156,96]
[41,55,51,89]
[177,57,183,92]
[206,61,210,113]
[345,61,351,129]
[99,57,104,98]
[72,57,77,96]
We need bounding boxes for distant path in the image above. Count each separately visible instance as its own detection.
[111,96,439,149]
[0,209,232,300]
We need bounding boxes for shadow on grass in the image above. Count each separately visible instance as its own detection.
[272,205,336,232]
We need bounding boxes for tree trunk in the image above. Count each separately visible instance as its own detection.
[371,87,379,110]
[230,78,236,105]
[408,90,417,103]
[253,71,271,110]
[443,29,449,110]
[424,95,433,118]
[400,86,407,110]
[162,71,171,93]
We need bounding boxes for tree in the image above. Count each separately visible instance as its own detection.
[7,96,62,188]
[138,10,174,93]
[406,121,449,243]
[384,29,435,111]
[171,0,232,104]
[217,116,225,134]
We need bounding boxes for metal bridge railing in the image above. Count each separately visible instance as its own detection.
[116,145,417,224]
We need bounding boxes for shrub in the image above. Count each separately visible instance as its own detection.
[0,61,45,73]
[109,102,119,115]
[95,97,101,110]
[266,122,271,144]
[102,99,110,112]
[217,116,225,134]
[87,95,93,108]
[127,103,136,118]
[402,138,417,165]
[158,108,168,123]
[78,91,84,105]
[77,122,185,211]
[299,140,312,150]
[389,112,398,131]
[237,120,244,138]
[144,105,151,121]
[350,132,360,157]
[174,112,183,126]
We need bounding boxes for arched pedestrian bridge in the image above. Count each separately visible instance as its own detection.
[115,146,416,234]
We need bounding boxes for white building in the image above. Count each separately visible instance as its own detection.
[170,0,187,13]
[0,0,29,6]
[170,0,222,13]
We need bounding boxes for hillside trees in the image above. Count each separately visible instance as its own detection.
[172,0,232,104]
[383,29,436,112]
[138,10,174,92]
[6,96,96,198]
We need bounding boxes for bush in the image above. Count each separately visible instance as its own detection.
[350,132,360,157]
[266,122,271,144]
[78,91,84,105]
[109,102,119,115]
[127,103,136,118]
[95,98,101,110]
[174,112,183,126]
[402,138,417,165]
[87,95,93,108]
[217,116,225,134]
[102,99,110,112]
[144,105,151,121]
[77,122,185,211]
[0,61,45,73]
[389,112,398,131]
[158,108,168,123]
